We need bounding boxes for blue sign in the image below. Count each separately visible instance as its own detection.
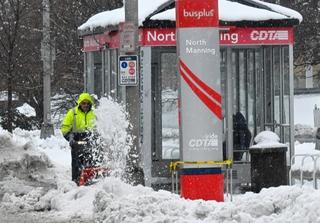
[121,62,128,69]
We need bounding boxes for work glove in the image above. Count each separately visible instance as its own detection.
[63,132,71,141]
[69,139,76,147]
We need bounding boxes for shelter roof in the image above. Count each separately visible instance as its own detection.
[78,0,302,36]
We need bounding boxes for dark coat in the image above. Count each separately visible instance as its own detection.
[233,112,252,160]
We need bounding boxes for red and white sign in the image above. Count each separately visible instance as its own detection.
[83,34,108,52]
[83,27,294,52]
[83,31,119,52]
[141,29,176,46]
[140,27,293,46]
[176,0,219,28]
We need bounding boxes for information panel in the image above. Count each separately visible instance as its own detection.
[118,55,138,86]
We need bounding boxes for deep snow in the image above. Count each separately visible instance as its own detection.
[0,95,320,223]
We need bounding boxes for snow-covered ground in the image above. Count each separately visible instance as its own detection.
[0,95,320,223]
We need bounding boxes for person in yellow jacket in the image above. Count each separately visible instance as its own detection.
[61,92,96,184]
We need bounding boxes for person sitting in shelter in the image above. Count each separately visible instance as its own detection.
[233,111,252,161]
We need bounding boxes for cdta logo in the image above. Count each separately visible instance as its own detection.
[183,9,214,20]
[188,134,218,148]
[250,30,289,41]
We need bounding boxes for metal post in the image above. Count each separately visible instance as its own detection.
[40,0,54,139]
[123,0,144,185]
[289,44,295,164]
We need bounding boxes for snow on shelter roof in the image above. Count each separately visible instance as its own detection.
[78,0,302,33]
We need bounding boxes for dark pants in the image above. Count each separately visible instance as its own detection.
[70,133,103,184]
[71,142,93,184]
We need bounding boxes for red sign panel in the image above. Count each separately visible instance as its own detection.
[83,27,294,51]
[83,34,108,52]
[141,28,176,46]
[141,27,294,46]
[83,31,119,52]
[176,0,219,28]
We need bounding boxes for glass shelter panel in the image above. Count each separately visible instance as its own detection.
[255,49,263,135]
[264,47,273,131]
[282,46,291,144]
[104,49,111,96]
[247,50,256,134]
[93,52,102,98]
[273,47,281,137]
[230,48,261,161]
[239,50,247,117]
[85,52,94,93]
[161,52,179,159]
[262,46,291,145]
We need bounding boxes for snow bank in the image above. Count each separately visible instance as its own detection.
[93,180,320,223]
[0,97,134,221]
[16,103,36,117]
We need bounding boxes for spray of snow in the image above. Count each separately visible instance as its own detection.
[94,97,132,179]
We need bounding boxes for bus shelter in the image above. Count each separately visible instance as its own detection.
[78,0,302,191]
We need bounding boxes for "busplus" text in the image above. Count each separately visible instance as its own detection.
[183,9,214,20]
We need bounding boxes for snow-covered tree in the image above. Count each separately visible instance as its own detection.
[0,0,42,131]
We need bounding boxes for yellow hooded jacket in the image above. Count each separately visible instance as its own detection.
[60,93,96,136]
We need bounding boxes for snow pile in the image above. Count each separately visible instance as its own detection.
[0,127,59,213]
[251,131,287,149]
[16,103,36,117]
[93,180,320,223]
[0,97,134,221]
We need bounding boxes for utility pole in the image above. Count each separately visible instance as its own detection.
[123,0,144,185]
[40,0,55,139]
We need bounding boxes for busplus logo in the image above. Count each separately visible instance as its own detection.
[183,9,214,20]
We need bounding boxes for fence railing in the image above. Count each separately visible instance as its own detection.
[289,154,320,189]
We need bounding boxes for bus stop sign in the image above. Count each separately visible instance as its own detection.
[118,55,138,86]
[176,0,222,162]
